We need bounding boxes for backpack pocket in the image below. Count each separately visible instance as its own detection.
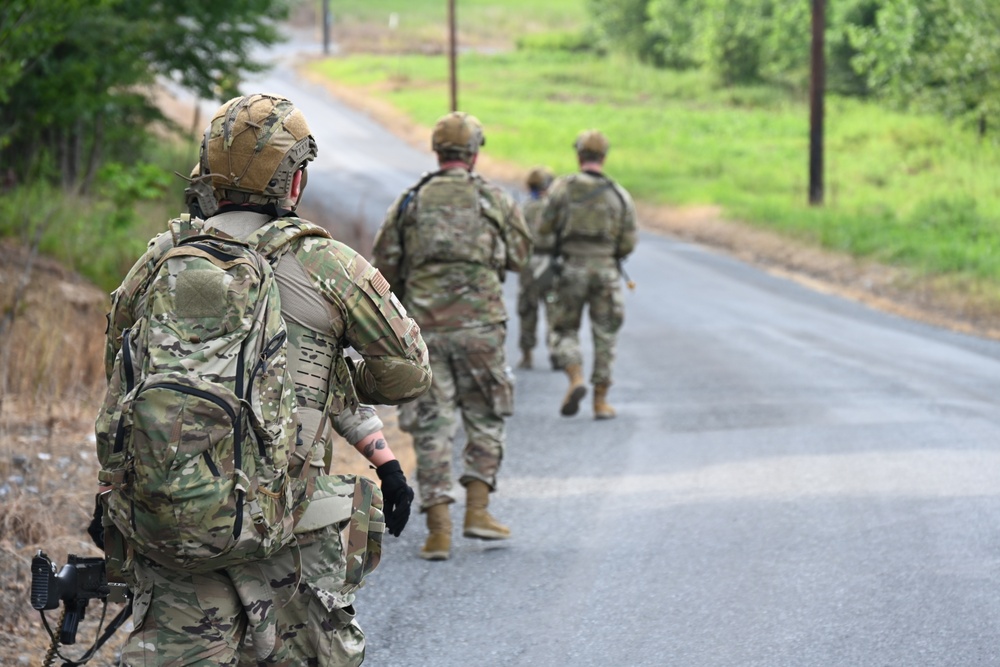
[292,474,385,594]
[116,371,247,568]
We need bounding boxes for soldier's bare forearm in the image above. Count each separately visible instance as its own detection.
[353,430,396,467]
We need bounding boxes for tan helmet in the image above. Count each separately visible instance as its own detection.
[431,111,485,157]
[199,93,317,205]
[574,129,609,158]
[526,166,554,192]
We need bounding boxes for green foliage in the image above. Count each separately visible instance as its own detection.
[96,162,175,230]
[516,30,600,54]
[645,0,698,69]
[695,0,768,85]
[0,0,291,189]
[848,0,1000,133]
[586,0,662,64]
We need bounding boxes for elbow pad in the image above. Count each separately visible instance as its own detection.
[353,357,432,406]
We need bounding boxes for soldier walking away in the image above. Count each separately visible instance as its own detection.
[372,111,532,561]
[516,166,558,371]
[95,93,431,666]
[539,129,637,420]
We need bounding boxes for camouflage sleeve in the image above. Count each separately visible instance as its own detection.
[371,192,408,293]
[331,403,384,446]
[300,236,431,406]
[501,192,532,272]
[615,185,638,259]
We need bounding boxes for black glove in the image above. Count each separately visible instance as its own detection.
[375,460,414,537]
[87,493,104,551]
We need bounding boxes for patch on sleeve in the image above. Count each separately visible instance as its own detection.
[370,270,391,297]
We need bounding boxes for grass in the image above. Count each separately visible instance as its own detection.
[325,0,587,42]
[309,46,1000,283]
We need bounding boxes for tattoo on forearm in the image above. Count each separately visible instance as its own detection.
[362,438,388,458]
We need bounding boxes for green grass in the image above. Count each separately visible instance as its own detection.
[310,46,1000,282]
[320,0,588,48]
[327,0,587,32]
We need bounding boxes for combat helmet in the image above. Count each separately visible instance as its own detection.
[431,111,485,161]
[200,93,317,208]
[574,129,609,161]
[526,166,554,193]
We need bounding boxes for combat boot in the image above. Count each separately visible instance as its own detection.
[463,480,511,540]
[517,347,533,370]
[560,363,587,416]
[419,503,452,561]
[593,382,616,420]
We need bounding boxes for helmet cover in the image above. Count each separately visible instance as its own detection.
[431,111,486,157]
[200,93,317,204]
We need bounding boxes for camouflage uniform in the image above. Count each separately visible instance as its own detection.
[540,170,637,386]
[516,193,557,360]
[105,209,430,666]
[372,167,531,510]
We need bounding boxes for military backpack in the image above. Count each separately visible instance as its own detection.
[96,214,329,573]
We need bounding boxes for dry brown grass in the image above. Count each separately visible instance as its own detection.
[0,240,119,663]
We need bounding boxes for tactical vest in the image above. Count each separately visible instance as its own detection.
[561,174,623,243]
[402,173,506,273]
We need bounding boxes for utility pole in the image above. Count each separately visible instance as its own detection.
[809,0,826,205]
[448,0,457,112]
[322,0,331,56]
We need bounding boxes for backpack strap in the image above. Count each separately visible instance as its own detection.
[248,217,333,263]
[394,170,444,287]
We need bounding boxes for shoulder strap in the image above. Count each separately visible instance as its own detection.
[248,217,333,263]
[395,170,444,282]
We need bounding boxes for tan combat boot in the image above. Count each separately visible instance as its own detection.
[517,347,533,370]
[419,503,452,561]
[560,363,587,416]
[593,382,616,420]
[463,480,511,540]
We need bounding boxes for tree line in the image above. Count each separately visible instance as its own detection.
[0,0,292,191]
[587,0,1000,136]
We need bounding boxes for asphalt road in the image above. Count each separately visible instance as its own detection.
[232,28,1000,667]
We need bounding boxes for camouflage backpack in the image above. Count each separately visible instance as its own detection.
[96,214,329,573]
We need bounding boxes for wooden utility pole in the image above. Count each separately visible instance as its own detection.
[448,0,457,112]
[322,0,331,55]
[809,0,826,205]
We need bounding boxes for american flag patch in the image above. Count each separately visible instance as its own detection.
[371,270,391,296]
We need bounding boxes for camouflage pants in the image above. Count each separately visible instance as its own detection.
[548,256,624,385]
[516,257,555,353]
[119,522,364,667]
[410,324,513,510]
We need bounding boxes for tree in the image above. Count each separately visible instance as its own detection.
[849,0,1000,135]
[0,0,292,188]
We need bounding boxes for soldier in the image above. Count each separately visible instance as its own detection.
[539,129,637,420]
[515,166,557,370]
[99,93,431,666]
[372,111,532,561]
